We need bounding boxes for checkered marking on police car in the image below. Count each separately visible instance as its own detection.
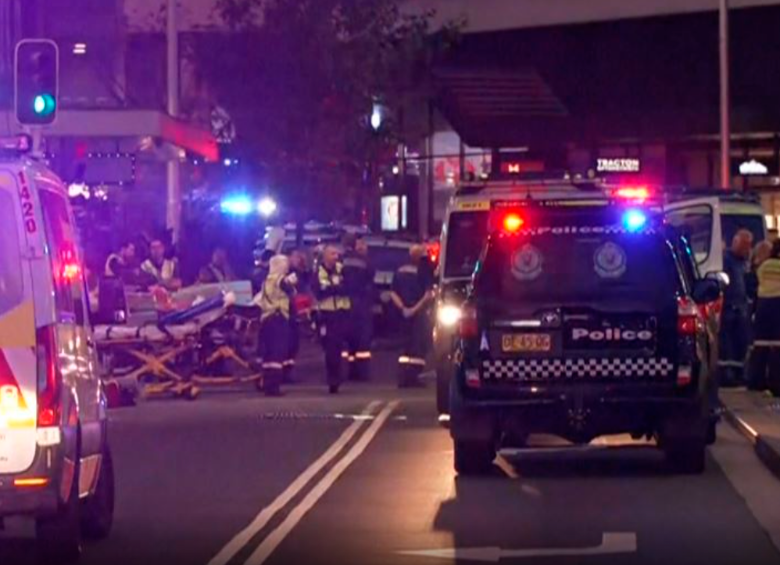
[481,358,674,380]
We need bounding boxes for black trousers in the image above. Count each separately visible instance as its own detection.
[347,301,373,381]
[719,306,750,384]
[398,310,431,386]
[285,316,300,381]
[261,313,290,394]
[320,311,348,387]
[747,297,780,393]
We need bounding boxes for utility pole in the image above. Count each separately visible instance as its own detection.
[719,0,731,189]
[166,0,182,242]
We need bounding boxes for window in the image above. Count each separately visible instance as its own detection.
[444,211,489,278]
[721,214,766,249]
[665,205,713,265]
[0,190,24,318]
[39,189,85,324]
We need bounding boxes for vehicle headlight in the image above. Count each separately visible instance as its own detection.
[437,304,462,327]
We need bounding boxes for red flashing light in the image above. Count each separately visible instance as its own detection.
[36,326,61,428]
[615,186,650,203]
[60,248,82,282]
[503,214,525,232]
[427,242,441,265]
[677,297,701,336]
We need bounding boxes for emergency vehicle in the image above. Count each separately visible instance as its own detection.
[434,179,766,416]
[449,189,722,475]
[0,136,114,561]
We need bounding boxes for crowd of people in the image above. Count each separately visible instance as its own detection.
[720,230,780,395]
[96,228,437,398]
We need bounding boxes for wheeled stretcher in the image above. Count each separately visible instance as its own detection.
[95,292,262,402]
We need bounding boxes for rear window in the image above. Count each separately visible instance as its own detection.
[444,211,489,278]
[0,190,24,317]
[665,205,712,265]
[477,232,682,306]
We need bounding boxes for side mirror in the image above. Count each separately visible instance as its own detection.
[693,278,722,305]
[705,270,730,291]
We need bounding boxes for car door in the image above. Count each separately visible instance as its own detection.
[664,198,723,275]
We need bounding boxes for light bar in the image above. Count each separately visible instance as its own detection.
[615,186,650,203]
[503,213,525,232]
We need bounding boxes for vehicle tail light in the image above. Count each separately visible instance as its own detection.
[60,246,82,282]
[36,326,61,428]
[459,305,478,339]
[677,365,693,387]
[427,242,441,266]
[677,297,701,336]
[14,477,49,488]
[465,369,481,389]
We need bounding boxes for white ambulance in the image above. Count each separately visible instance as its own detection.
[0,136,114,561]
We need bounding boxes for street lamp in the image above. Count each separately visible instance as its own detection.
[370,103,383,131]
[720,0,731,189]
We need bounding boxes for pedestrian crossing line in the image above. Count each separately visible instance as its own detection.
[244,400,400,565]
[206,400,383,565]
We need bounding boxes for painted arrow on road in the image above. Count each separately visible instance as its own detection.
[397,532,637,562]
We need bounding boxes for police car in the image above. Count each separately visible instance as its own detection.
[0,136,114,560]
[449,187,722,475]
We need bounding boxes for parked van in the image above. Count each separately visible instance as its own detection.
[0,137,114,562]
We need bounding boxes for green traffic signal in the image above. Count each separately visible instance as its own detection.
[33,94,56,116]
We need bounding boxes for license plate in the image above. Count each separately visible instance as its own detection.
[502,334,552,353]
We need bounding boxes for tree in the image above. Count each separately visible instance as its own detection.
[186,0,458,225]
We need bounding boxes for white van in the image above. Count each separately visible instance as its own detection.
[0,137,114,562]
[665,191,768,276]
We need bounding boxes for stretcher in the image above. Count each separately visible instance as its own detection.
[96,291,262,402]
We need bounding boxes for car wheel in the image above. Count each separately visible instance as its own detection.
[37,457,82,563]
[81,444,115,540]
[665,438,706,475]
[453,441,496,476]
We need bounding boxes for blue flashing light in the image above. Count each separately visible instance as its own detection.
[220,195,254,216]
[623,209,648,232]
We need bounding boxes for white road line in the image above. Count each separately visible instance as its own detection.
[244,401,400,565]
[207,400,383,565]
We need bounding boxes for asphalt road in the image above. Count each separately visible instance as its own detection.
[2,346,780,565]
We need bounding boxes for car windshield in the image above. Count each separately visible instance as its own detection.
[444,211,489,278]
[477,231,682,307]
[0,189,24,318]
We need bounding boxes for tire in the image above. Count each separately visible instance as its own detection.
[665,438,707,475]
[436,367,450,416]
[37,458,82,563]
[81,445,115,540]
[453,441,496,476]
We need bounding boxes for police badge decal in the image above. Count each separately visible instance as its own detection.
[511,244,543,281]
[594,241,627,279]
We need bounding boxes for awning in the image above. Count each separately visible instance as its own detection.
[0,110,219,161]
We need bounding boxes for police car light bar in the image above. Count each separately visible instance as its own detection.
[622,209,648,232]
[503,213,525,232]
[614,186,650,203]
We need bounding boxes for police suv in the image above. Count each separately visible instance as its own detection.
[0,136,114,561]
[449,188,721,475]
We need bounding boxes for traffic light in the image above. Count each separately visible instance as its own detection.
[14,39,59,126]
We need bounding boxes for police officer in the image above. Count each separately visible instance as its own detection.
[720,229,754,386]
[342,235,376,381]
[256,255,298,396]
[314,245,351,394]
[390,245,435,388]
[105,239,140,285]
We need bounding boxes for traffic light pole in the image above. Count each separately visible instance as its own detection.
[166,0,182,243]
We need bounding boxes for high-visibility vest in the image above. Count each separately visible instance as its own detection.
[258,274,291,321]
[758,258,780,299]
[316,263,351,312]
[141,258,177,283]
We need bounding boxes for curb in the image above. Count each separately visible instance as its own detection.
[723,408,780,480]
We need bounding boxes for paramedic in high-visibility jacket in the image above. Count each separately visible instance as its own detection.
[390,245,435,388]
[342,235,376,381]
[314,245,351,394]
[256,255,298,397]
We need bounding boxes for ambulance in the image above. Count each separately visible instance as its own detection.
[0,136,113,561]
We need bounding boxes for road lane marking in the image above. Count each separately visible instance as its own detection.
[396,532,637,562]
[207,400,383,565]
[244,401,400,565]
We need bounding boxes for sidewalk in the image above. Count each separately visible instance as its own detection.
[721,388,780,479]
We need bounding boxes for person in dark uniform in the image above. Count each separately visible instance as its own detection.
[390,245,435,388]
[342,235,376,381]
[719,229,754,386]
[314,245,351,394]
[255,255,298,396]
[283,250,309,383]
[198,247,236,284]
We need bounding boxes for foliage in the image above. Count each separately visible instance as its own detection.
[186,0,459,219]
